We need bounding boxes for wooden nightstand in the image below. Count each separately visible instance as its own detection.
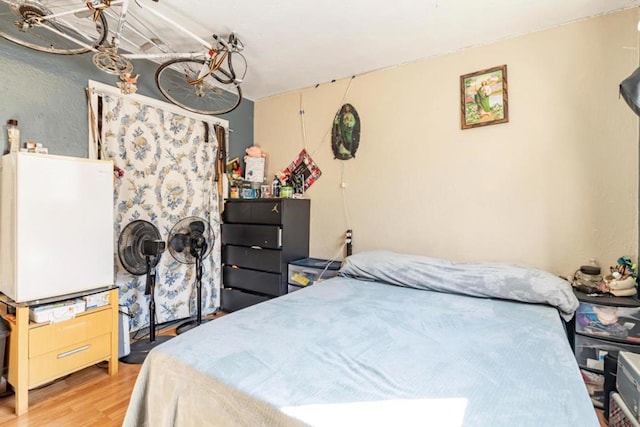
[0,286,119,415]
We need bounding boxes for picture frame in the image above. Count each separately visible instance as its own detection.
[460,65,508,130]
[226,157,242,181]
[278,149,321,193]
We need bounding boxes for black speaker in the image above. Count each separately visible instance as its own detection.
[604,353,618,420]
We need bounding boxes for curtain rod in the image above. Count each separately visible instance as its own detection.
[87,79,230,129]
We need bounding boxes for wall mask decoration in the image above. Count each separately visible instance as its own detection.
[331,103,360,160]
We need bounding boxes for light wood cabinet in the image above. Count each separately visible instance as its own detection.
[1,287,119,415]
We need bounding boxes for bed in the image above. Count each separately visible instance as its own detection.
[123,251,599,426]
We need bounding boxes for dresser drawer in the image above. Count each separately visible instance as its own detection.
[29,333,111,388]
[29,307,113,358]
[223,200,283,224]
[223,266,282,296]
[220,288,271,312]
[221,224,281,249]
[576,301,640,342]
[223,245,283,273]
[575,334,640,373]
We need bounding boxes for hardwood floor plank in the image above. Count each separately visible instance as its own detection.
[0,314,223,425]
[0,363,141,427]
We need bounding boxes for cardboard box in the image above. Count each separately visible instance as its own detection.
[617,351,640,421]
[83,291,110,309]
[29,299,86,323]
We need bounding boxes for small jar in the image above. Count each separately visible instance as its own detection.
[280,186,293,198]
[229,186,239,199]
[7,119,20,154]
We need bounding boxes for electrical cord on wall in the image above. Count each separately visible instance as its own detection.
[316,242,348,281]
[307,76,356,159]
[340,161,352,230]
[299,92,308,151]
[297,78,356,259]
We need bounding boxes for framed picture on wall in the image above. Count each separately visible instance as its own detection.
[226,157,242,181]
[460,65,509,129]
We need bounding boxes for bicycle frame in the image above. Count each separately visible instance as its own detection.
[1,0,245,115]
[1,0,215,61]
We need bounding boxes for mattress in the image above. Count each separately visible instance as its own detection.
[123,251,597,426]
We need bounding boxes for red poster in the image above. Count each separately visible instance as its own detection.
[278,149,321,193]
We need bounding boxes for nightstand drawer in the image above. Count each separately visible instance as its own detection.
[29,333,111,388]
[29,308,113,358]
[575,334,640,372]
[223,266,282,296]
[223,245,283,273]
[576,301,640,342]
[221,224,281,249]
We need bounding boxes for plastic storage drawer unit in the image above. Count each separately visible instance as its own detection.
[288,258,341,292]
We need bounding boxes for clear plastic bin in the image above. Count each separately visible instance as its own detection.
[576,301,640,342]
[575,334,640,373]
[288,258,341,288]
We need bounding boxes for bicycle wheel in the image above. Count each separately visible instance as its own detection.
[216,51,247,85]
[0,1,107,54]
[155,58,242,116]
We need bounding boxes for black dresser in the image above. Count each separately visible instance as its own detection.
[220,198,310,312]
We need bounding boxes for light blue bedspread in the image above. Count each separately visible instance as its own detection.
[124,251,597,427]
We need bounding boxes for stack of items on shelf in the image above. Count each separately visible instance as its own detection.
[571,257,637,297]
[227,145,266,199]
[83,290,111,309]
[28,288,110,324]
[6,119,48,154]
[227,147,322,200]
[20,141,48,154]
[29,299,86,323]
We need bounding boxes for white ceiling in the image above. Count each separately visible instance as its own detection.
[131,0,640,101]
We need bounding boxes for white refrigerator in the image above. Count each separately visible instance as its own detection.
[0,153,114,302]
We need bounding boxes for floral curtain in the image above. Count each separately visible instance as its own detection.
[96,92,221,331]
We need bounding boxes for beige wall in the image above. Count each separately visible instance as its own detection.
[254,9,640,276]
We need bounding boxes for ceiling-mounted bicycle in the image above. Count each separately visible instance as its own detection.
[0,0,246,115]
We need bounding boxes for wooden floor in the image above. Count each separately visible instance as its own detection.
[0,312,226,426]
[0,362,141,426]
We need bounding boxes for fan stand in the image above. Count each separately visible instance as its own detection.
[121,255,173,364]
[176,245,210,335]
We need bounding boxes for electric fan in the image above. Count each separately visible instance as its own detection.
[167,216,214,334]
[117,220,172,364]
